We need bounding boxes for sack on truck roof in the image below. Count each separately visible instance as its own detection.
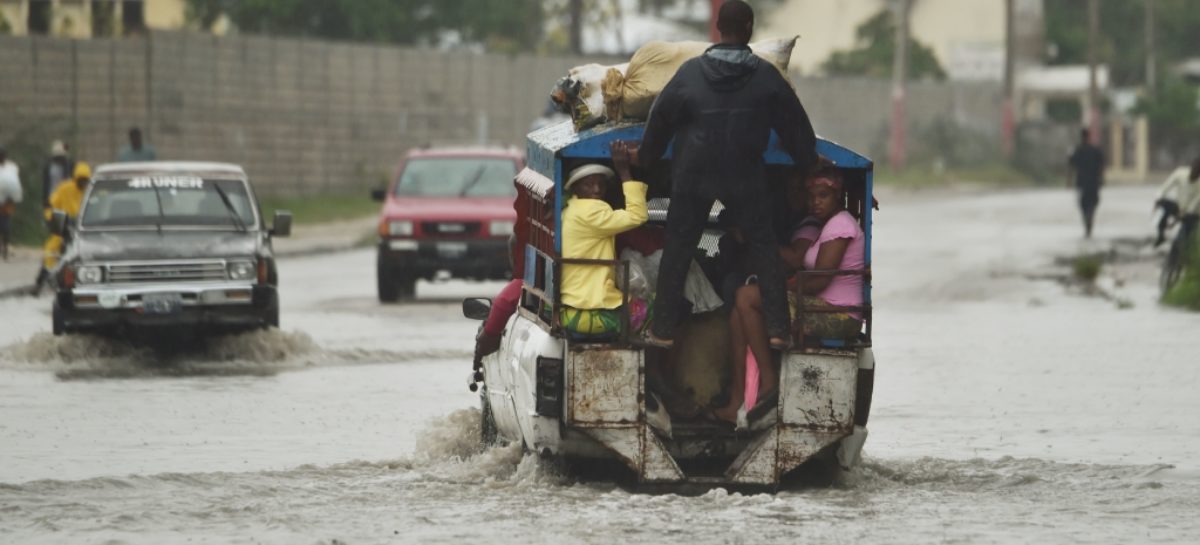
[606,37,797,124]
[550,37,796,132]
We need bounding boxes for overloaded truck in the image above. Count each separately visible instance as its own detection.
[463,120,876,489]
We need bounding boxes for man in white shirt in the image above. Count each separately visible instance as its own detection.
[0,146,23,259]
[1154,158,1200,248]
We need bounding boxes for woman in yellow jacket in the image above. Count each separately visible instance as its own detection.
[42,162,91,271]
[559,142,649,335]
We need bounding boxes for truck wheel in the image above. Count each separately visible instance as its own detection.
[265,298,280,329]
[396,274,416,301]
[52,302,65,336]
[377,260,400,303]
[480,389,498,447]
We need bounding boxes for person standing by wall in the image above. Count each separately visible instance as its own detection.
[1068,128,1105,238]
[117,127,157,162]
[636,0,818,348]
[0,146,23,260]
[42,140,75,207]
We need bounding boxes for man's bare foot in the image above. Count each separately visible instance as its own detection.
[712,402,741,424]
[769,336,791,350]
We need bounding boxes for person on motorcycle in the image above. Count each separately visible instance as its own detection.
[1154,157,1200,248]
[34,162,91,293]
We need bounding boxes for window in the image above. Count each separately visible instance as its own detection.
[27,0,51,34]
[82,178,257,229]
[121,0,144,35]
[394,157,518,198]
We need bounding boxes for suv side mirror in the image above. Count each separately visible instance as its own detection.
[371,188,386,202]
[49,210,68,236]
[462,298,492,320]
[271,211,292,237]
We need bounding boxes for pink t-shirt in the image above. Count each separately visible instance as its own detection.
[803,210,865,318]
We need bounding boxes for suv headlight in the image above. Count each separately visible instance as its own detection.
[489,220,514,237]
[388,220,413,236]
[76,265,103,285]
[227,260,256,280]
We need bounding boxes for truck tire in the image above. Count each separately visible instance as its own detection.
[52,302,65,336]
[480,389,498,447]
[265,298,280,329]
[396,274,416,301]
[377,260,400,303]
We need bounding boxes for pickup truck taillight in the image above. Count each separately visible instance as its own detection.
[61,265,76,289]
[257,257,268,284]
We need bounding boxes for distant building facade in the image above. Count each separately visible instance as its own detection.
[761,0,1044,81]
[0,0,191,38]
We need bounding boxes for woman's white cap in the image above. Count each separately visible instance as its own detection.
[565,164,616,192]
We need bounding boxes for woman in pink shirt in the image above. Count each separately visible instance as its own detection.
[714,167,863,423]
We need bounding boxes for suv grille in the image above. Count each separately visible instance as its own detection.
[421,221,481,237]
[107,261,227,283]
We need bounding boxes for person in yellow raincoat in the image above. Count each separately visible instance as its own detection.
[35,162,91,291]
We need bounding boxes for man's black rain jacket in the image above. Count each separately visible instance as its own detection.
[638,43,817,200]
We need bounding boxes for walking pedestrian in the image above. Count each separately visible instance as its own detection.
[1068,128,1105,238]
[42,140,74,207]
[636,0,818,349]
[0,146,23,260]
[117,127,156,162]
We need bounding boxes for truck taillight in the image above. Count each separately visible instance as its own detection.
[535,356,564,417]
[257,258,268,284]
[61,266,76,289]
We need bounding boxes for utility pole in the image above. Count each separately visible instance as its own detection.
[1144,0,1156,95]
[710,0,722,42]
[569,0,584,55]
[1002,0,1015,159]
[888,0,911,171]
[1086,0,1100,145]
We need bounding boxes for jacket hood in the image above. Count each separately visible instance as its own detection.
[699,44,760,92]
[73,230,260,262]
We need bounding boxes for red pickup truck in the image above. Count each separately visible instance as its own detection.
[371,147,524,302]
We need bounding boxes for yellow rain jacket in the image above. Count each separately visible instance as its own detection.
[560,181,649,309]
[42,176,89,269]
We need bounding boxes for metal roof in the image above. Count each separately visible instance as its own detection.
[525,120,873,180]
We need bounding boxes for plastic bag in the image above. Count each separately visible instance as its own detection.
[617,249,652,299]
[551,63,629,131]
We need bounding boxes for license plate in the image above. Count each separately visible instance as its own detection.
[142,292,183,315]
[437,242,468,258]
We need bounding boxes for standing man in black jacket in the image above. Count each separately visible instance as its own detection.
[636,0,817,349]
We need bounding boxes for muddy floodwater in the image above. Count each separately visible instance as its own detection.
[2,186,1199,544]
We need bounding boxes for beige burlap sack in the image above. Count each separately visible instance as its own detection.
[610,36,798,121]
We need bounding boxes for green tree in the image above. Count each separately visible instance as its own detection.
[185,0,544,52]
[1134,76,1200,161]
[820,9,945,80]
[1044,0,1200,87]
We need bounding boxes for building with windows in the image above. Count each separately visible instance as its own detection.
[0,0,192,38]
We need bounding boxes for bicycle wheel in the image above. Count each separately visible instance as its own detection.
[1160,241,1185,295]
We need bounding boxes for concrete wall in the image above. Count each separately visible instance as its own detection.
[0,31,1004,195]
[0,32,601,194]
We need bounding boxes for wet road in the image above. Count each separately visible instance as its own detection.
[2,185,1199,544]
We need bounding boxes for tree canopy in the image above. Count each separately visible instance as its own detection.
[1044,0,1200,87]
[186,0,545,53]
[820,9,945,80]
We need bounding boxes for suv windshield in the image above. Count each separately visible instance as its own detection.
[394,157,517,198]
[81,177,257,229]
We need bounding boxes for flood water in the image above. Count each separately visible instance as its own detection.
[2,186,1199,544]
